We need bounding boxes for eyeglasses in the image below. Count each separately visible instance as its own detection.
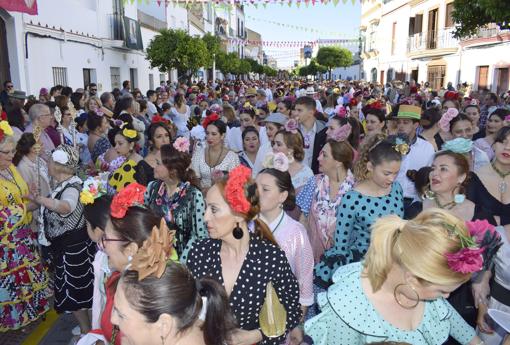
[6,85,13,89]
[100,234,128,249]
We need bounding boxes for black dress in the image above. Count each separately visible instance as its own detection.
[134,160,155,186]
[466,172,510,226]
[187,235,302,345]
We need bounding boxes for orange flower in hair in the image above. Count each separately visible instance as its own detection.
[130,218,177,281]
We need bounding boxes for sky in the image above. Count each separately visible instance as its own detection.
[244,1,361,68]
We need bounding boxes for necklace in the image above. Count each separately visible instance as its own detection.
[491,162,510,194]
[207,146,225,169]
[0,167,23,195]
[434,198,456,210]
[270,212,285,234]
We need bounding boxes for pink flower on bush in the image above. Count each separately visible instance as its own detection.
[465,219,496,243]
[173,137,190,153]
[445,247,484,274]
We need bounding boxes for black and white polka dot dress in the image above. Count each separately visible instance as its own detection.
[187,234,302,344]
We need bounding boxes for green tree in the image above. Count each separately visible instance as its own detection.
[316,46,353,79]
[217,52,241,76]
[263,66,277,77]
[237,59,252,76]
[146,29,208,83]
[201,33,222,68]
[451,0,510,38]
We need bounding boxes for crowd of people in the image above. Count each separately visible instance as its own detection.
[0,77,510,345]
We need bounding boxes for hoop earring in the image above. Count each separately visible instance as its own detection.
[393,283,420,309]
[233,222,244,240]
[423,184,435,200]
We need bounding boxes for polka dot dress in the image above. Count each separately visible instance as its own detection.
[187,234,302,344]
[305,262,477,345]
[314,182,404,288]
[108,159,137,193]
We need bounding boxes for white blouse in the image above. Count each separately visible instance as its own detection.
[191,145,240,189]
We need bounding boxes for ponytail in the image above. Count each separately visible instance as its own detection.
[198,277,237,345]
[363,215,407,291]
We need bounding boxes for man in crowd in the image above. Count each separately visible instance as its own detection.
[0,80,14,106]
[24,103,55,162]
[121,80,131,96]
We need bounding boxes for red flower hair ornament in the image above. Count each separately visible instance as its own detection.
[111,182,147,218]
[152,115,171,126]
[202,113,220,129]
[225,165,252,214]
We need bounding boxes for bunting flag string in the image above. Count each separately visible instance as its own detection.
[246,15,356,37]
[122,0,359,7]
[226,38,359,48]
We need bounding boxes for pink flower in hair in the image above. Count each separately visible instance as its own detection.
[438,108,459,132]
[284,119,299,134]
[470,98,479,106]
[327,123,352,142]
[445,247,484,274]
[173,137,190,153]
[335,105,348,118]
[466,219,497,243]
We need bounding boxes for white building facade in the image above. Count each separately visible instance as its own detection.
[0,0,189,95]
[360,0,510,93]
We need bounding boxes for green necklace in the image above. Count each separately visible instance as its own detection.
[491,162,510,193]
[434,198,456,210]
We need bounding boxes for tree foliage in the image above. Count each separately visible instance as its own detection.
[451,0,510,38]
[201,33,222,68]
[146,29,208,82]
[316,46,353,79]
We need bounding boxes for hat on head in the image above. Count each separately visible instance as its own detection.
[52,145,79,169]
[305,87,316,95]
[397,105,422,120]
[9,90,27,100]
[39,88,49,96]
[263,112,287,126]
[246,87,257,96]
[256,89,266,97]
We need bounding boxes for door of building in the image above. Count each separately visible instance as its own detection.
[427,65,445,90]
[497,68,509,95]
[380,70,384,85]
[411,69,419,83]
[427,8,438,49]
[0,16,10,84]
[477,66,489,91]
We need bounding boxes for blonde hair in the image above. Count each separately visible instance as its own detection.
[85,96,103,111]
[364,208,471,291]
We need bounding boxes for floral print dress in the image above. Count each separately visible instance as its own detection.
[0,165,49,331]
[297,171,355,264]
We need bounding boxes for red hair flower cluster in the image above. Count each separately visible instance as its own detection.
[152,115,170,126]
[111,182,146,218]
[225,165,252,214]
[202,113,220,129]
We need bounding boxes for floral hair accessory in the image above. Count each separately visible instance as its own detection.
[0,120,13,141]
[284,119,299,134]
[365,99,384,110]
[111,182,146,218]
[210,104,223,114]
[202,113,220,129]
[438,108,459,132]
[441,137,472,154]
[122,128,137,139]
[444,220,502,274]
[130,218,178,281]
[268,101,277,113]
[444,91,459,101]
[334,105,348,118]
[262,152,289,172]
[173,137,190,153]
[225,165,252,214]
[80,175,107,205]
[349,98,358,107]
[327,123,352,142]
[112,119,126,128]
[151,115,170,125]
[393,137,410,155]
[505,115,510,122]
[190,125,206,141]
[470,98,480,106]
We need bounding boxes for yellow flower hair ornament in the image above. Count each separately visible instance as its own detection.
[0,120,13,140]
[122,128,137,139]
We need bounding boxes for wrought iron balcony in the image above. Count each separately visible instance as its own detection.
[407,28,458,56]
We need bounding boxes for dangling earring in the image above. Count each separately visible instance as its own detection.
[423,184,435,200]
[233,222,244,239]
[127,255,132,263]
[287,154,295,164]
[393,283,420,309]
[454,183,465,204]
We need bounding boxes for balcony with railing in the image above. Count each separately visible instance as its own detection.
[407,27,459,58]
[461,26,510,47]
